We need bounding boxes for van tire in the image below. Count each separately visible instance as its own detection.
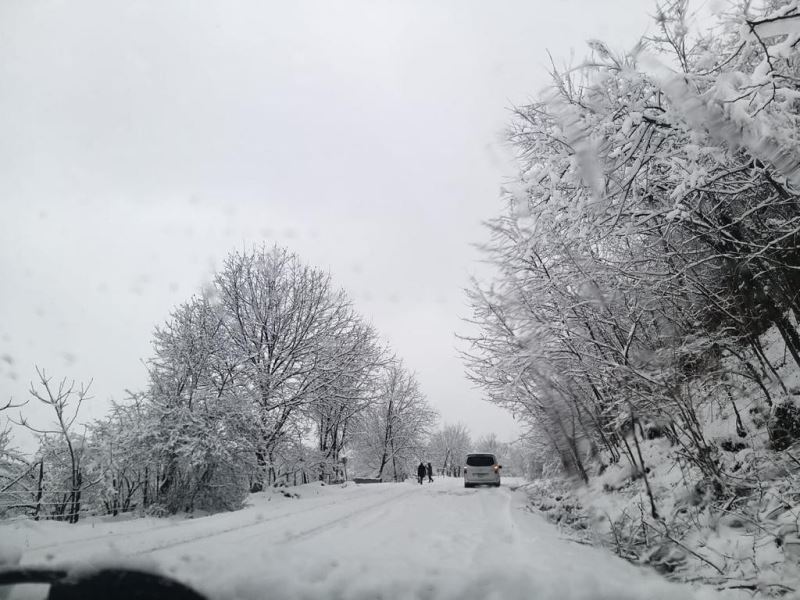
[464,483,472,488]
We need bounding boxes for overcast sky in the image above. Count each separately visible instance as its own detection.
[0,0,654,450]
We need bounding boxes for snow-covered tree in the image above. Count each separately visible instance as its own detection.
[307,318,387,483]
[17,368,92,522]
[353,363,436,481]
[474,433,504,457]
[94,244,428,511]
[214,246,379,491]
[464,0,800,489]
[0,397,40,520]
[427,423,471,476]
[141,293,254,512]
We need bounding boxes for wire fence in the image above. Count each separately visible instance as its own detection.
[0,481,124,523]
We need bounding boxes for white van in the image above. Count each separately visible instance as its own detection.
[463,453,501,488]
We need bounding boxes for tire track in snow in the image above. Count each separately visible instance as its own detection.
[132,485,416,556]
[465,487,510,568]
[272,486,419,545]
[20,486,393,560]
[22,516,225,554]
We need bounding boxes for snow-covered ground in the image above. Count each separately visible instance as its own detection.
[2,477,728,600]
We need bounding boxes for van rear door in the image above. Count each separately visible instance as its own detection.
[465,454,496,480]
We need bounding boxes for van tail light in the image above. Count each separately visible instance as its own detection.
[464,467,468,474]
[493,465,499,472]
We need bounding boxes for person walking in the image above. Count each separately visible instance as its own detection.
[426,462,433,483]
[417,462,426,485]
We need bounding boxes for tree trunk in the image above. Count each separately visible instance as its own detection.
[143,466,149,508]
[250,448,268,493]
[70,469,82,524]
[33,461,44,521]
[631,410,658,519]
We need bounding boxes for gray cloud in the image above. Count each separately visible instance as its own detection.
[0,0,652,448]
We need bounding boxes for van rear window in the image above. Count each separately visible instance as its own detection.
[466,455,495,467]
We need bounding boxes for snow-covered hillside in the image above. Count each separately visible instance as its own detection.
[518,326,800,596]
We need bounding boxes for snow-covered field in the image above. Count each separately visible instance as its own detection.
[2,477,725,600]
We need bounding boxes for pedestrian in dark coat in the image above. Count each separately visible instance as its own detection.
[426,462,433,483]
[417,462,426,484]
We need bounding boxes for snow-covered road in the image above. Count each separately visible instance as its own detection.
[3,478,723,600]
